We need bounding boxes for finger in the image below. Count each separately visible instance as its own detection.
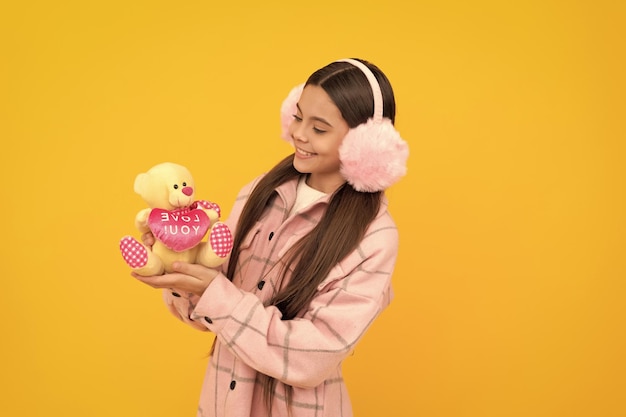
[141,232,155,246]
[132,272,183,289]
[131,271,210,296]
[171,262,214,280]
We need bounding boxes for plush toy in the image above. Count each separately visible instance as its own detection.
[119,162,233,276]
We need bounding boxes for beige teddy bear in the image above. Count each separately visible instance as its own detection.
[119,162,233,276]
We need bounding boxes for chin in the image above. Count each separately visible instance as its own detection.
[292,160,309,174]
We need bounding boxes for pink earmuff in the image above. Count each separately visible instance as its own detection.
[280,83,304,143]
[280,59,409,192]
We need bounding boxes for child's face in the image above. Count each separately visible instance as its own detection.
[289,84,350,193]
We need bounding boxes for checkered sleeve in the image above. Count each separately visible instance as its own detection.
[191,222,398,388]
[162,290,208,331]
[159,175,264,331]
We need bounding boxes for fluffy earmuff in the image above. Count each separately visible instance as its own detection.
[279,59,409,192]
[339,118,409,192]
[280,83,304,143]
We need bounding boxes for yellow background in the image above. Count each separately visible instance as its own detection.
[1,1,624,416]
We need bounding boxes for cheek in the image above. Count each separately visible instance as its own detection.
[328,133,347,156]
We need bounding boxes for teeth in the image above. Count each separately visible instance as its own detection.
[297,148,314,156]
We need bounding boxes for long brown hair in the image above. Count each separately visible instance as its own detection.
[225,59,396,414]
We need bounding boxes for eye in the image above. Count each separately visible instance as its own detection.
[292,114,302,122]
[173,184,179,190]
[313,127,326,134]
[182,182,187,186]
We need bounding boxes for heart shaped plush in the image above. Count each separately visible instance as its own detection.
[148,207,211,252]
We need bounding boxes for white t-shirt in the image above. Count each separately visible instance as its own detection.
[289,176,327,217]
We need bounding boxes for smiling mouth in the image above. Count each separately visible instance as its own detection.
[296,147,316,157]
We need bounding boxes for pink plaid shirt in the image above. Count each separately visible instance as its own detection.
[163,174,398,417]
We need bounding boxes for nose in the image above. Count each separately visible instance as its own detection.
[292,125,307,143]
[182,186,193,196]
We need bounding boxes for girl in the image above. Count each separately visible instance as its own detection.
[133,58,409,417]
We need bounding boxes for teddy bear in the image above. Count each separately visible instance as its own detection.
[119,162,233,276]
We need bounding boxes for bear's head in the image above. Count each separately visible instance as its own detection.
[134,162,197,210]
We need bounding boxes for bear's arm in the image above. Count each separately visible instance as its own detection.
[134,208,152,233]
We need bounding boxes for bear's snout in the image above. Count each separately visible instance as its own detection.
[182,186,193,196]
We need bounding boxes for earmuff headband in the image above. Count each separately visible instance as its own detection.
[337,58,384,122]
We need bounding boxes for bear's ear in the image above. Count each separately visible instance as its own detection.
[134,172,149,195]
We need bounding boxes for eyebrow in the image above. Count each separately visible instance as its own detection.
[296,104,333,127]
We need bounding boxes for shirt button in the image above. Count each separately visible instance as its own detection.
[268,232,274,241]
[204,317,213,324]
[257,280,265,290]
[230,380,236,390]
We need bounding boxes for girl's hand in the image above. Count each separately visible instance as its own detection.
[132,262,219,297]
[141,231,156,249]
